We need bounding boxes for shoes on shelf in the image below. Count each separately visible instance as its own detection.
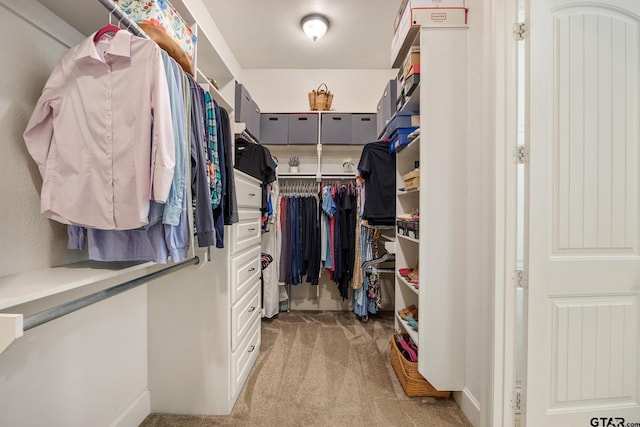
[405,316,419,331]
[397,304,417,320]
[407,260,419,279]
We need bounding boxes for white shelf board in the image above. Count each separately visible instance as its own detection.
[398,188,420,196]
[195,69,233,112]
[395,312,419,345]
[397,272,419,296]
[397,234,419,244]
[0,261,153,310]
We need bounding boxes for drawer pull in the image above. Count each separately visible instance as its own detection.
[248,306,256,313]
[248,345,256,353]
[248,193,256,197]
[248,267,256,272]
[248,228,256,231]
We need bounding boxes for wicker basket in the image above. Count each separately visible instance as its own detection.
[389,334,451,398]
[308,83,334,111]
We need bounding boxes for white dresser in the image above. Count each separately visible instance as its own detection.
[225,170,262,407]
[147,170,262,415]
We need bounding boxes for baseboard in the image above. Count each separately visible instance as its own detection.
[110,389,151,427]
[453,387,481,427]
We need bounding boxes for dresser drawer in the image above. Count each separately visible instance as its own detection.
[231,246,261,303]
[231,283,261,351]
[231,210,261,255]
[235,172,261,209]
[231,316,261,400]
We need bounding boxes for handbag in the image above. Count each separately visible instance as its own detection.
[308,83,334,111]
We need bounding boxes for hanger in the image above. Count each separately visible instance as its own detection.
[94,9,121,43]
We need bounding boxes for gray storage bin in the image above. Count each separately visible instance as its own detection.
[235,83,252,123]
[376,98,384,138]
[288,114,318,145]
[235,83,261,141]
[380,79,397,136]
[247,100,261,141]
[350,114,377,144]
[260,114,288,145]
[321,114,351,145]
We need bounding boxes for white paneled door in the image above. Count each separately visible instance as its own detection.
[526,0,640,426]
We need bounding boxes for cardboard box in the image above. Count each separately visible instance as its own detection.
[403,170,420,191]
[404,64,421,79]
[394,0,465,32]
[402,51,421,76]
[412,7,467,26]
[391,2,467,67]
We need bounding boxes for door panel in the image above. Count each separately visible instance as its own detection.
[527,0,640,425]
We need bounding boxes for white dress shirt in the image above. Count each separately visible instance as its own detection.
[24,30,175,230]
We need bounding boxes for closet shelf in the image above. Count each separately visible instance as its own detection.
[397,272,419,296]
[0,260,154,310]
[397,234,419,244]
[395,312,419,345]
[195,69,232,112]
[398,188,420,196]
[361,224,395,231]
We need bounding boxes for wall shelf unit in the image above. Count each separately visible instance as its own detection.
[394,25,467,393]
[262,111,376,180]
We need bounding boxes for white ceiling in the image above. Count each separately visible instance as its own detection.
[201,0,399,70]
[35,0,399,71]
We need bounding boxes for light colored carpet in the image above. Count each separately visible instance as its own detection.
[140,311,471,427]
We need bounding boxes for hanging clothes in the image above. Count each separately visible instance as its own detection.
[23,31,176,230]
[27,28,239,263]
[277,181,321,287]
[218,107,239,225]
[353,227,384,317]
[357,141,396,225]
[234,138,277,215]
[261,180,284,319]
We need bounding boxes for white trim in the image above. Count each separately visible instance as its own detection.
[481,1,499,426]
[0,0,83,48]
[110,389,151,427]
[455,387,482,427]
[493,0,520,426]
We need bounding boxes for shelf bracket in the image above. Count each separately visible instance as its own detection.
[0,314,23,354]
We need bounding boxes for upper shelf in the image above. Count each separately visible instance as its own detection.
[35,0,235,107]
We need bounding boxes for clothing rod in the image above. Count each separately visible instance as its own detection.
[23,256,200,332]
[240,130,259,144]
[96,0,149,39]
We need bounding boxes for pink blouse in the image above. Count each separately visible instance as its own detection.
[23,31,175,230]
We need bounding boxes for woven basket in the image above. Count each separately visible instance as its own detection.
[389,334,451,398]
[308,83,334,111]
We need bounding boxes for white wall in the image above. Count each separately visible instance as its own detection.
[240,68,398,112]
[0,0,86,277]
[0,2,150,425]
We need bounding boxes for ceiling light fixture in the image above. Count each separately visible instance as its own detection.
[301,14,330,42]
